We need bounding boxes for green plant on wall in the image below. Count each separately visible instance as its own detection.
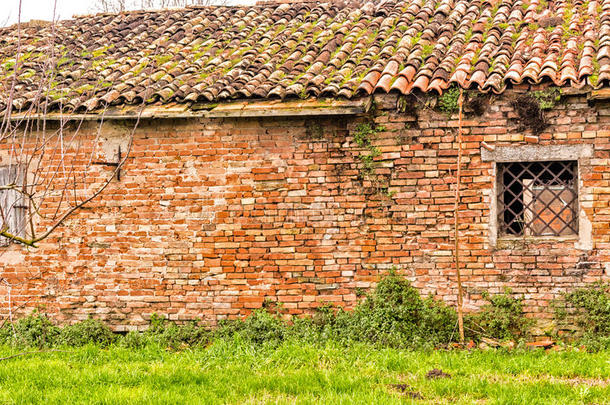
[353,123,394,198]
[531,87,562,110]
[438,85,461,115]
[354,122,382,177]
[510,88,561,135]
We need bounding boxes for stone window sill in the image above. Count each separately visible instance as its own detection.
[496,235,579,249]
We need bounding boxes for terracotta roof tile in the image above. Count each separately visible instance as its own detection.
[1,0,610,113]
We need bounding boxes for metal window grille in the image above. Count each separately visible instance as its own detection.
[498,161,578,237]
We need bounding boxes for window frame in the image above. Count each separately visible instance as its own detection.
[496,160,579,237]
[481,144,593,249]
[0,165,28,246]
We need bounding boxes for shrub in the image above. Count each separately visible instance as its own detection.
[212,272,459,349]
[468,289,531,341]
[342,271,426,346]
[419,297,459,346]
[59,318,116,347]
[304,270,459,349]
[556,283,610,350]
[562,282,610,335]
[217,309,287,345]
[145,313,210,349]
[0,311,60,348]
[120,330,149,349]
[0,274,550,350]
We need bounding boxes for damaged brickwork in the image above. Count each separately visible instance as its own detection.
[1,89,609,331]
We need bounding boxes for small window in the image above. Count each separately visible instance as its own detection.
[498,161,578,237]
[0,166,27,245]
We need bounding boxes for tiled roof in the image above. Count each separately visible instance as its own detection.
[1,0,609,113]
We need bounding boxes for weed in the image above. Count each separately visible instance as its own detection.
[531,87,562,110]
[0,311,60,348]
[438,85,461,115]
[468,289,532,341]
[145,313,210,349]
[421,43,434,58]
[217,309,286,345]
[306,269,458,349]
[59,318,115,347]
[353,122,383,178]
[556,283,610,350]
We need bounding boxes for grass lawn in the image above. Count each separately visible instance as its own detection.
[0,340,608,404]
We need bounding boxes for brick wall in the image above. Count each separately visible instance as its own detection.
[1,88,608,331]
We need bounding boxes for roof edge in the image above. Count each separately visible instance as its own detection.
[8,97,372,122]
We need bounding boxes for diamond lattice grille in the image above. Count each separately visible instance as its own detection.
[498,161,578,236]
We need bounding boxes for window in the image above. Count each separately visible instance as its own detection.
[0,166,27,245]
[498,161,578,237]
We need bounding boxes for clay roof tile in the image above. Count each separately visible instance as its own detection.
[1,0,607,113]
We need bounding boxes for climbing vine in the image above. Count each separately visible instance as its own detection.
[353,123,394,198]
[354,123,382,176]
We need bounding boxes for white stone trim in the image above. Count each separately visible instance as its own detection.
[484,144,593,250]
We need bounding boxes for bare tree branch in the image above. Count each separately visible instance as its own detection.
[92,0,228,13]
[0,0,167,248]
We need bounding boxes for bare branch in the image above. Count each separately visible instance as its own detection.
[92,0,228,12]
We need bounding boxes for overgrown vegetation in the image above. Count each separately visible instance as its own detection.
[437,85,461,115]
[353,122,383,178]
[468,290,532,341]
[511,88,561,135]
[511,94,549,135]
[1,274,608,352]
[531,87,562,110]
[0,271,531,351]
[556,282,610,350]
[436,86,489,116]
[352,122,395,198]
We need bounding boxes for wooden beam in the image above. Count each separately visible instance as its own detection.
[588,88,610,100]
[8,97,372,121]
[200,98,371,118]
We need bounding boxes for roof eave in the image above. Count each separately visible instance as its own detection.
[8,97,373,122]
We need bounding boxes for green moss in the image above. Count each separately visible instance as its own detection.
[537,0,549,12]
[57,57,70,67]
[91,45,113,58]
[421,43,434,59]
[470,49,481,69]
[411,32,422,46]
[19,69,36,79]
[2,60,15,70]
[531,88,562,110]
[76,84,95,94]
[154,54,173,66]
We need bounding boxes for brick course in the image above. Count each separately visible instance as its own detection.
[1,89,609,331]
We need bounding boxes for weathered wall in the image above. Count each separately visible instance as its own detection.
[1,89,609,331]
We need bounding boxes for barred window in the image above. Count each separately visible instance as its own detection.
[0,166,27,246]
[498,161,578,237]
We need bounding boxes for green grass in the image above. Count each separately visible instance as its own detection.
[0,340,608,404]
